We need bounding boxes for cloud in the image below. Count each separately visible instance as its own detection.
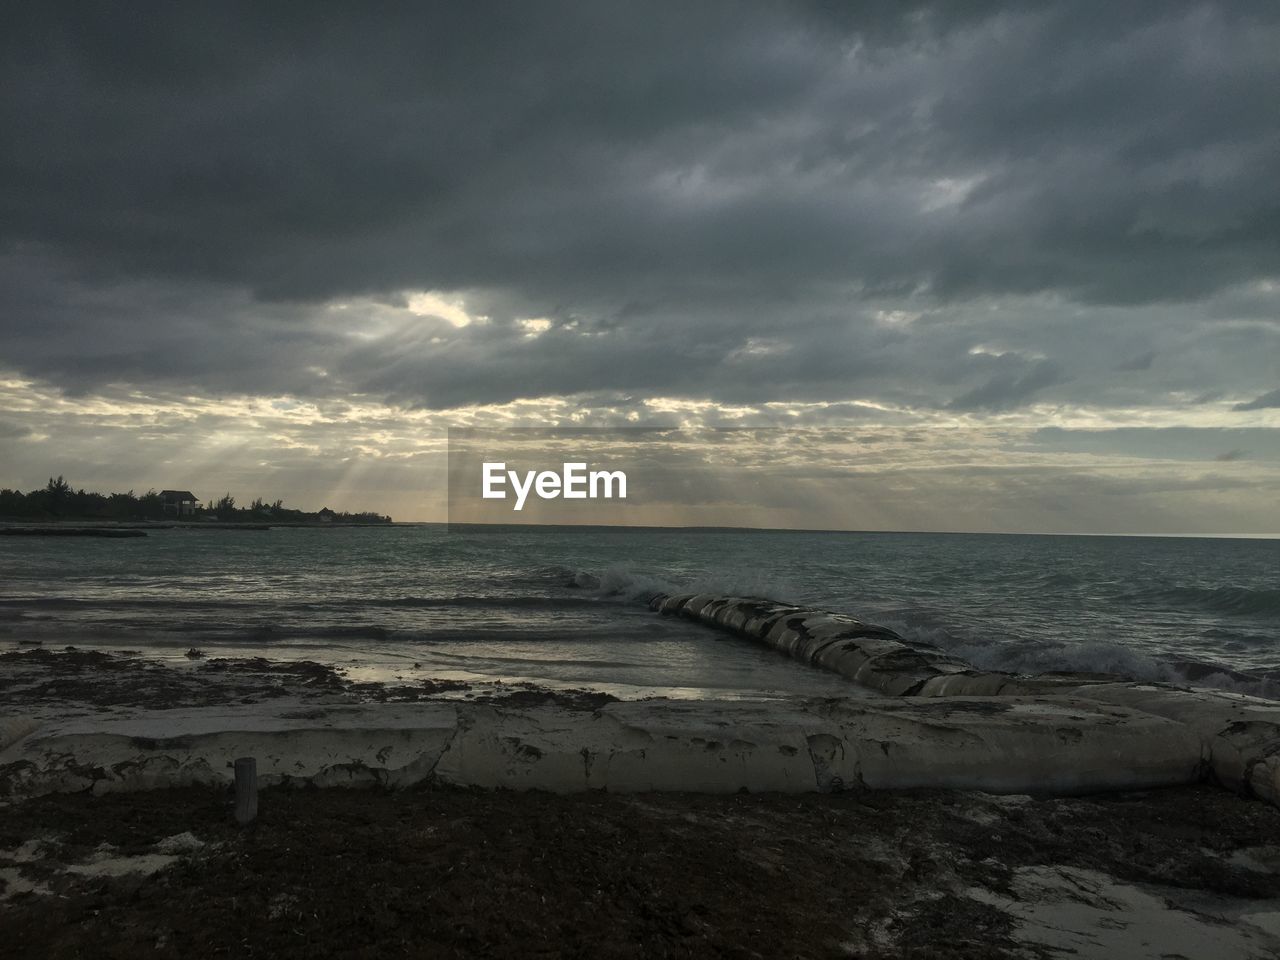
[948,359,1065,411]
[1,2,1279,530]
[1234,388,1280,411]
[1029,427,1280,462]
[0,419,32,439]
[3,3,1278,309]
[1117,351,1157,371]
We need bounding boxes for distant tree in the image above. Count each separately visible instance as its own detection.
[140,489,164,520]
[0,479,388,523]
[45,475,72,517]
[107,490,136,519]
[0,488,31,518]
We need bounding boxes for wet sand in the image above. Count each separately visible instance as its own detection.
[0,647,619,714]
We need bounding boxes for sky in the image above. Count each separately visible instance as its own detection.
[1,1,1278,532]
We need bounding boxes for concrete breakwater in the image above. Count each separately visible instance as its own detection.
[649,593,1280,806]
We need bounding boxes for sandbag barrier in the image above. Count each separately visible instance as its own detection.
[647,593,984,696]
[0,698,1208,800]
[648,592,1280,806]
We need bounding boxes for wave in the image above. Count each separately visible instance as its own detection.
[362,595,607,611]
[882,618,1280,700]
[569,565,1280,697]
[1117,585,1280,618]
[584,564,803,605]
[8,554,1278,700]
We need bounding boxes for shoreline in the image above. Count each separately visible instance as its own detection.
[7,519,1278,538]
[0,521,387,531]
[5,584,1280,803]
[5,618,1280,955]
[0,646,1261,801]
[3,585,1280,806]
[4,587,1280,960]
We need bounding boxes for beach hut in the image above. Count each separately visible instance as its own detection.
[159,490,200,517]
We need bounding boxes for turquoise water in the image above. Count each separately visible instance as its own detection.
[1,525,1277,698]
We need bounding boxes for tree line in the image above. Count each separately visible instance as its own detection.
[0,476,392,524]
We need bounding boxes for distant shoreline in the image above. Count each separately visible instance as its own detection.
[0,519,391,535]
[435,520,1280,540]
[4,519,1275,541]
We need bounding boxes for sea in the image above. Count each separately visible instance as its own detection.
[2,525,1278,700]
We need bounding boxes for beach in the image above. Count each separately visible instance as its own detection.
[4,528,1280,956]
[6,4,1280,955]
[3,633,1280,960]
[5,625,1280,956]
[5,777,1280,958]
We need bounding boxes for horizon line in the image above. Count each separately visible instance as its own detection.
[426,520,1279,540]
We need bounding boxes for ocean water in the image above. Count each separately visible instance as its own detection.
[1,525,1277,699]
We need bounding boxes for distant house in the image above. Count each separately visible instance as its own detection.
[317,507,336,523]
[159,490,200,517]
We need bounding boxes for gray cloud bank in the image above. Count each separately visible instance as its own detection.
[1,2,1278,528]
[3,2,1279,402]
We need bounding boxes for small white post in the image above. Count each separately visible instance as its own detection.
[234,756,258,825]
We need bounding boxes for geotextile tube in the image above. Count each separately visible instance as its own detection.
[648,593,978,696]
[648,592,1280,806]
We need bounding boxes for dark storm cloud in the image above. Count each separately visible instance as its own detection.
[1116,351,1157,372]
[1,0,1279,412]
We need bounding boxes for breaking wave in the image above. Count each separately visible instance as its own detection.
[876,617,1280,700]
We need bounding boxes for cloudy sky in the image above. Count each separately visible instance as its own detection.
[2,1,1278,532]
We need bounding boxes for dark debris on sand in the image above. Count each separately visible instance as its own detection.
[2,785,1279,959]
[0,648,619,712]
